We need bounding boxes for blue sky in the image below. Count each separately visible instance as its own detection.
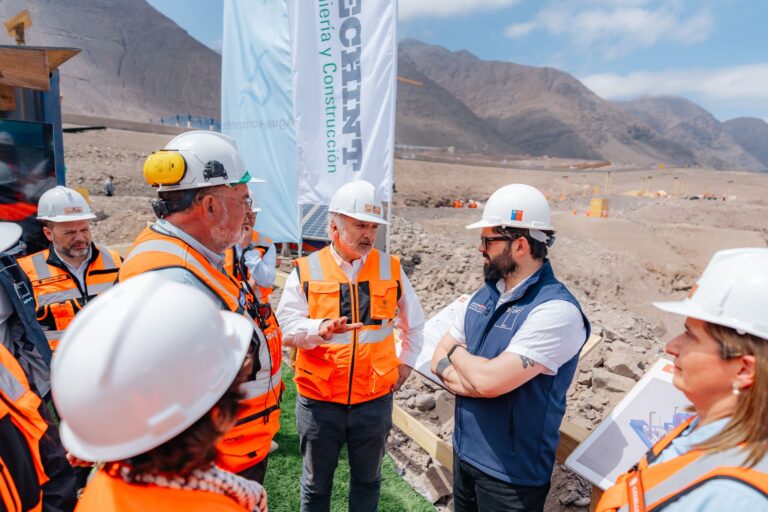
[147,0,768,122]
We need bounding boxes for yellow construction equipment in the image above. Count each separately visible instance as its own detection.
[4,10,31,45]
[589,198,609,218]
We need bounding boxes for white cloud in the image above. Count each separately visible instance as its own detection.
[505,21,538,38]
[504,0,714,58]
[399,0,521,20]
[581,64,768,101]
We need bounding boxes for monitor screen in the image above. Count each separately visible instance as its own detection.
[0,120,56,255]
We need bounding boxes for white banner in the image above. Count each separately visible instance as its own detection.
[222,0,299,242]
[292,0,397,205]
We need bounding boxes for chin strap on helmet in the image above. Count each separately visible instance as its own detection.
[151,189,199,219]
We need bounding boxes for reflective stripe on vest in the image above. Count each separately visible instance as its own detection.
[599,416,768,512]
[295,247,401,405]
[0,360,25,401]
[123,237,241,311]
[30,253,50,280]
[35,288,82,307]
[241,370,283,400]
[18,245,121,350]
[325,321,395,345]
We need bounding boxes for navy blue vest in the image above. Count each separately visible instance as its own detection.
[0,255,52,397]
[454,260,590,486]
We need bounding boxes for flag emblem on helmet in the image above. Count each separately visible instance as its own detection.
[63,206,84,214]
[364,204,382,216]
[510,210,523,221]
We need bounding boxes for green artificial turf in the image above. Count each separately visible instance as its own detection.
[264,365,433,511]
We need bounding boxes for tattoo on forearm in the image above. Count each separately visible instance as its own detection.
[520,355,537,369]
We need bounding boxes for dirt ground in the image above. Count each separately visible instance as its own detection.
[63,128,768,510]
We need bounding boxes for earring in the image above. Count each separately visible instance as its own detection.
[732,381,741,396]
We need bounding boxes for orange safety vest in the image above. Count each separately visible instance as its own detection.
[119,225,283,473]
[0,344,49,512]
[17,244,121,350]
[76,469,248,512]
[295,246,402,405]
[223,231,274,304]
[597,416,768,512]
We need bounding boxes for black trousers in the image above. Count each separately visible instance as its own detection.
[453,452,550,512]
[296,393,393,512]
[238,455,269,484]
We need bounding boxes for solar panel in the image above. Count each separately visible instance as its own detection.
[300,203,330,241]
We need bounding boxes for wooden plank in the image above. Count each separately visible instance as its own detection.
[46,48,80,70]
[581,333,602,358]
[0,84,15,111]
[0,48,49,91]
[555,420,590,464]
[392,404,454,471]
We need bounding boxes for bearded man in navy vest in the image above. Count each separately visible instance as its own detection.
[431,184,590,512]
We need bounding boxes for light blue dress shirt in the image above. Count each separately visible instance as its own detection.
[651,416,767,511]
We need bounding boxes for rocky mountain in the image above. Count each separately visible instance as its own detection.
[722,117,768,170]
[0,0,220,121]
[619,96,765,172]
[397,40,696,166]
[396,56,516,153]
[7,0,766,171]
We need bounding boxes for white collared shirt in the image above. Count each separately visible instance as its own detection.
[276,244,426,367]
[448,276,585,375]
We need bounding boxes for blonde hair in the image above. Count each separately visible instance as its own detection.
[695,323,768,467]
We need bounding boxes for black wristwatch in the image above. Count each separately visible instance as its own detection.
[447,343,465,362]
[435,357,452,379]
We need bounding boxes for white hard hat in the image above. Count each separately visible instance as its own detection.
[466,184,552,231]
[52,273,253,461]
[0,222,22,253]
[37,186,97,222]
[146,131,252,192]
[328,180,388,225]
[654,248,768,340]
[247,178,264,213]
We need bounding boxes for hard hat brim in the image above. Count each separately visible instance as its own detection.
[0,222,22,253]
[248,177,266,184]
[252,207,262,213]
[336,211,390,225]
[59,309,254,462]
[652,299,765,339]
[465,219,554,230]
[37,213,97,223]
[465,219,495,230]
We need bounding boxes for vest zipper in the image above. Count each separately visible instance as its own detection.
[347,281,359,406]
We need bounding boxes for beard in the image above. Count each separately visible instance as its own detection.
[483,246,518,283]
[60,244,89,260]
[211,209,243,252]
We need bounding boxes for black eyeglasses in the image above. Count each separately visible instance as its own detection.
[480,235,520,252]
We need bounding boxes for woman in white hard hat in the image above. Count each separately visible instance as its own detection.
[51,273,267,511]
[597,248,768,511]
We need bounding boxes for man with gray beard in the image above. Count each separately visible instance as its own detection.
[117,131,284,485]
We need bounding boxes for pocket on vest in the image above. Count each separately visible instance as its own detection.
[307,281,341,320]
[295,350,335,399]
[369,352,399,393]
[369,280,398,320]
